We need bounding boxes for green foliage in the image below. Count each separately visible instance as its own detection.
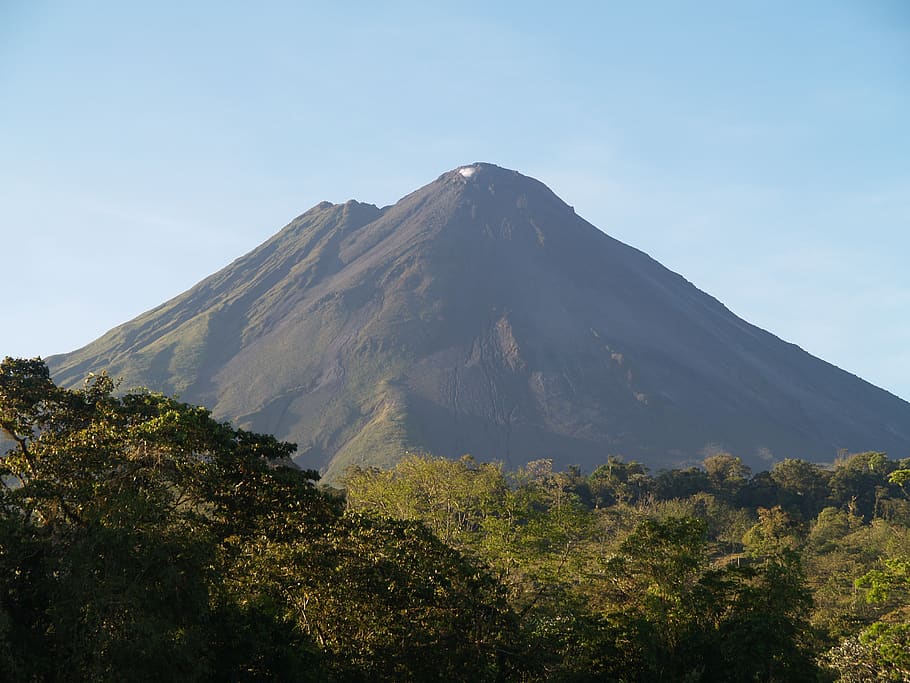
[0,357,328,680]
[5,356,909,680]
[770,458,831,520]
[715,558,818,682]
[343,454,507,547]
[829,451,898,520]
[848,556,910,680]
[743,505,805,560]
[347,453,831,681]
[857,556,910,604]
[654,466,711,500]
[703,452,751,502]
[587,455,653,507]
[0,358,519,681]
[890,468,910,506]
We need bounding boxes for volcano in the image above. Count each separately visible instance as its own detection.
[48,164,910,480]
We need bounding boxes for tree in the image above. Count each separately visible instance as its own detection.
[742,506,805,560]
[343,454,508,548]
[828,451,897,520]
[0,357,328,680]
[713,557,817,682]
[599,516,712,679]
[823,556,910,681]
[654,466,711,500]
[598,514,819,681]
[890,467,910,500]
[770,458,830,520]
[703,453,750,502]
[587,456,653,507]
[853,556,910,679]
[0,358,522,680]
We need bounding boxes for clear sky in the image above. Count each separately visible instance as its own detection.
[2,1,909,401]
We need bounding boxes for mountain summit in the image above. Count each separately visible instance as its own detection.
[49,164,910,479]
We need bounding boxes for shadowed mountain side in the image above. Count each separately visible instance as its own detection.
[48,164,910,481]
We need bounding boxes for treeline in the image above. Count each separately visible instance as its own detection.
[1,357,908,681]
[344,452,910,681]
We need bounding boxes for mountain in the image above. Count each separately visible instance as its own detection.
[48,164,910,481]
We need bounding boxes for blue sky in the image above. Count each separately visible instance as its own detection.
[2,1,909,401]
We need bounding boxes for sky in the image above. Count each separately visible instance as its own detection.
[2,1,909,400]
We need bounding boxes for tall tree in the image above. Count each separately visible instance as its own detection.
[0,358,521,680]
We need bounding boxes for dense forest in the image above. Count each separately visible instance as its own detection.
[1,357,908,681]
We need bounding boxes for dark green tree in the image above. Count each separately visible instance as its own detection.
[0,357,327,681]
[770,458,831,520]
[703,452,751,502]
[828,451,897,520]
[0,358,521,681]
[587,456,653,507]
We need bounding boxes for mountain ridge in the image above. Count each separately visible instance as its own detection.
[48,163,910,480]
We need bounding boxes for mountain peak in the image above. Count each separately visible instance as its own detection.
[442,162,538,184]
[448,161,511,178]
[449,160,502,174]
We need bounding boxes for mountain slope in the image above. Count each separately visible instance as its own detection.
[49,164,910,480]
